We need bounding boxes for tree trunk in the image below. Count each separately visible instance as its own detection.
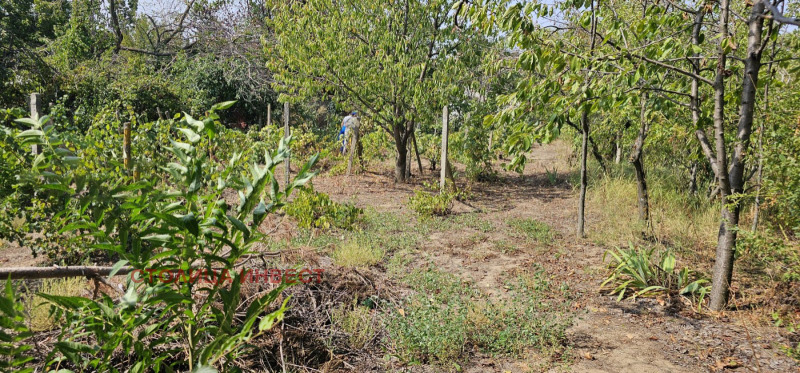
[412,132,424,175]
[709,0,765,311]
[689,162,698,196]
[393,122,408,183]
[578,110,589,239]
[753,21,777,232]
[630,93,650,223]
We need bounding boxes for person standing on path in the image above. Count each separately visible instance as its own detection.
[341,111,360,153]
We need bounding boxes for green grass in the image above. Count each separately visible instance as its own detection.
[332,236,384,268]
[385,265,570,367]
[507,218,555,244]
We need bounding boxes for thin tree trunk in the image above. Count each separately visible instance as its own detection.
[630,93,650,223]
[578,110,589,239]
[709,0,766,311]
[708,0,733,312]
[394,126,408,183]
[689,162,698,196]
[412,132,424,175]
[752,25,777,232]
[577,0,597,239]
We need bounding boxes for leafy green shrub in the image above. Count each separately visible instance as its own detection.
[0,280,34,372]
[601,245,710,305]
[407,183,459,218]
[9,103,317,371]
[285,188,362,230]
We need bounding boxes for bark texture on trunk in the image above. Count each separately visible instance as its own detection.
[709,0,765,311]
[394,135,408,183]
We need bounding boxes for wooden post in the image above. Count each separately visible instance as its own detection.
[123,121,131,172]
[346,126,359,176]
[405,135,412,180]
[440,105,449,190]
[267,103,272,127]
[29,93,42,155]
[283,102,290,186]
[412,132,423,175]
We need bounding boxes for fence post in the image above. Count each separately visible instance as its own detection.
[29,93,42,155]
[440,105,450,190]
[123,121,131,173]
[284,102,290,187]
[346,126,359,176]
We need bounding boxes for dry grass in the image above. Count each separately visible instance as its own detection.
[331,299,376,349]
[587,176,718,254]
[24,277,86,331]
[332,237,384,268]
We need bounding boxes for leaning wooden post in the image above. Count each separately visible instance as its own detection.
[440,105,449,190]
[29,93,42,155]
[412,131,423,175]
[123,121,131,173]
[283,102,290,186]
[346,126,359,176]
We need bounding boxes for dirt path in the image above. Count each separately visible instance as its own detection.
[314,141,799,372]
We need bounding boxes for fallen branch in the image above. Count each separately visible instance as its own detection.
[0,266,133,280]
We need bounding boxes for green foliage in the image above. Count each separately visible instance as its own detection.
[0,280,34,372]
[7,104,318,371]
[601,245,710,305]
[285,188,362,230]
[737,230,800,283]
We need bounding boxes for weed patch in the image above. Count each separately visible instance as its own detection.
[286,188,362,230]
[23,277,85,331]
[332,237,384,268]
[385,266,570,367]
[508,218,555,244]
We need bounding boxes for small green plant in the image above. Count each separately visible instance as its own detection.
[331,298,376,349]
[508,218,554,244]
[11,104,314,371]
[408,183,458,218]
[332,237,384,268]
[601,245,710,305]
[285,188,362,230]
[545,166,558,185]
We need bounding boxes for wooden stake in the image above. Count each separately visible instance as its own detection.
[29,93,41,155]
[412,131,423,175]
[440,105,449,190]
[347,126,359,176]
[284,102,290,186]
[267,103,272,127]
[123,121,131,172]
